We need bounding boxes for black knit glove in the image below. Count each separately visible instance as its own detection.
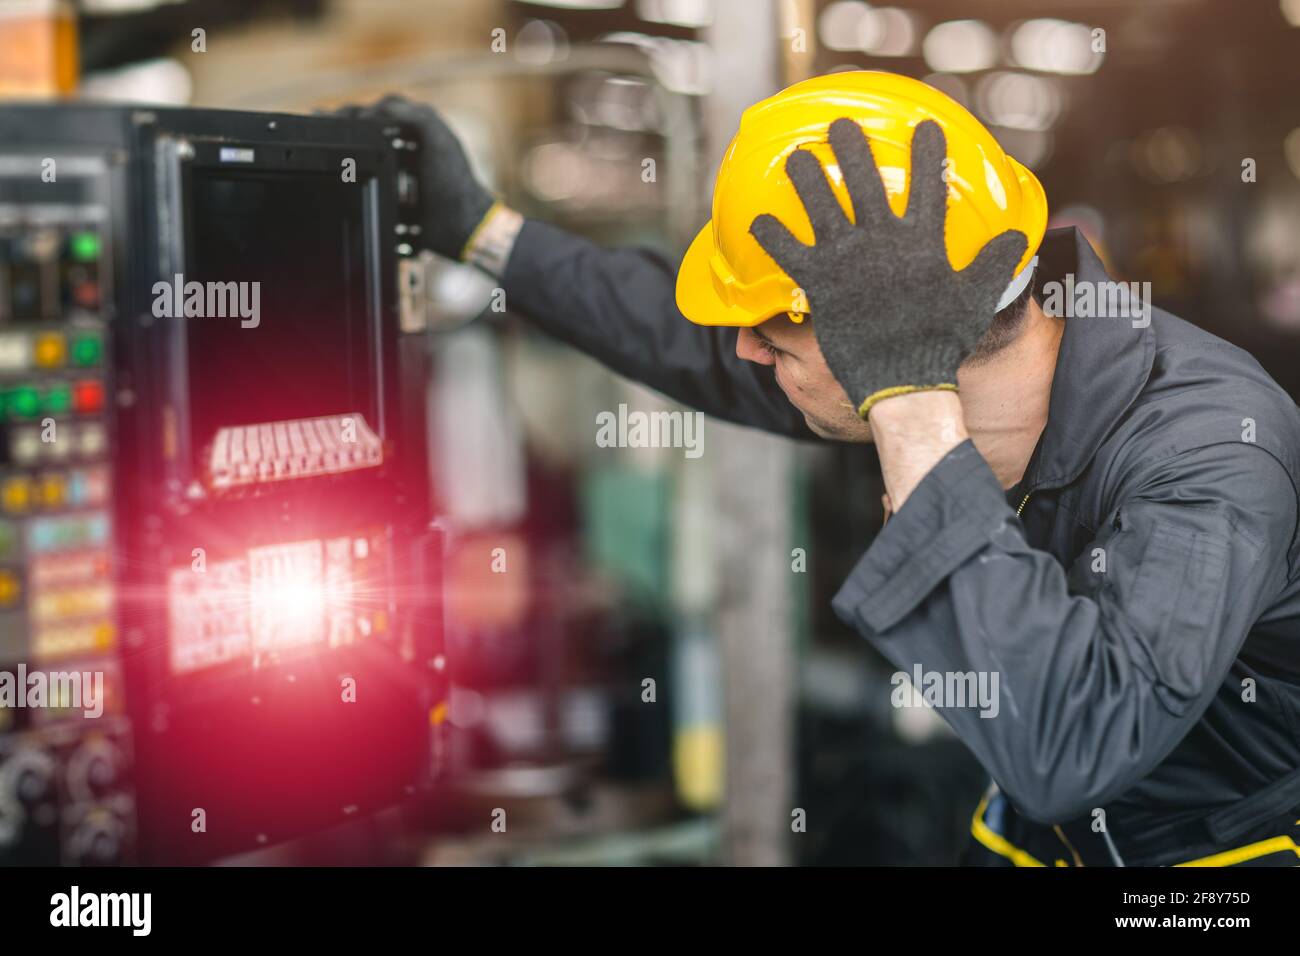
[336,95,496,261]
[750,118,1027,418]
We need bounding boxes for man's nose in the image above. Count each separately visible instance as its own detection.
[735,327,775,366]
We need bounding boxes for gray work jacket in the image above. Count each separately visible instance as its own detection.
[502,220,1300,865]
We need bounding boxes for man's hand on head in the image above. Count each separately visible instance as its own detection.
[748,118,1026,420]
[746,116,1023,502]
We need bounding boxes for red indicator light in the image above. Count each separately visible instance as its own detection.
[73,379,104,414]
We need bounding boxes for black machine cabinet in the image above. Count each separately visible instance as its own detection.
[0,104,445,865]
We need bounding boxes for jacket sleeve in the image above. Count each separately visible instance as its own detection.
[500,218,815,440]
[831,439,1297,824]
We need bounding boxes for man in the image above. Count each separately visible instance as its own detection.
[352,71,1300,866]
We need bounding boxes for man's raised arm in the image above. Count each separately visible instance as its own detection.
[498,217,812,438]
[349,95,813,440]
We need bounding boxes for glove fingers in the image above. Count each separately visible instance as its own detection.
[827,117,891,228]
[785,148,850,244]
[965,229,1030,308]
[903,120,950,244]
[750,213,811,283]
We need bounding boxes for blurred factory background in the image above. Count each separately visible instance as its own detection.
[3,0,1300,866]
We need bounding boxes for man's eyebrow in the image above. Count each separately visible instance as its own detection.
[751,324,779,348]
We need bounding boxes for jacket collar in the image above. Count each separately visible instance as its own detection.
[1022,226,1156,492]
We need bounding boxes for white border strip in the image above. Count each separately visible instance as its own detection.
[995,255,1038,312]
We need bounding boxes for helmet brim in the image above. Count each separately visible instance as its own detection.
[676,221,773,328]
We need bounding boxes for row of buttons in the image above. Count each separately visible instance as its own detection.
[0,229,101,266]
[2,380,103,420]
[0,511,111,610]
[0,573,114,618]
[1,227,104,324]
[25,511,109,556]
[31,582,113,625]
[8,422,107,465]
[30,619,116,660]
[0,467,109,516]
[0,331,103,371]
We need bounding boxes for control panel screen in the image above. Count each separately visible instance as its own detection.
[182,170,379,492]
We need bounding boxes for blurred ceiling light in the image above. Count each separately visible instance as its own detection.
[80,0,184,12]
[818,0,871,52]
[1247,197,1300,329]
[1050,203,1105,243]
[862,7,917,56]
[1281,0,1300,27]
[922,73,969,110]
[1285,127,1300,180]
[974,71,1062,132]
[584,128,643,162]
[636,0,713,29]
[518,0,622,8]
[1009,18,1103,75]
[602,32,713,95]
[922,20,998,73]
[524,141,588,202]
[819,2,916,56]
[80,57,191,104]
[522,131,659,213]
[597,76,658,131]
[515,19,570,66]
[1130,126,1201,183]
[569,74,659,132]
[1260,280,1300,331]
[989,126,1053,169]
[449,687,487,729]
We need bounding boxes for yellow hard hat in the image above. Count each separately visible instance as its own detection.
[676,70,1047,327]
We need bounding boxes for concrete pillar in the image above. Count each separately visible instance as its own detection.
[703,0,797,868]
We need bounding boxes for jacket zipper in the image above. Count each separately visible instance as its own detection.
[1016,492,1031,517]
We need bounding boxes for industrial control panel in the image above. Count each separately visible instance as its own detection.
[0,149,129,865]
[0,106,445,866]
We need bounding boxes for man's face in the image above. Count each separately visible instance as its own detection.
[735,314,873,441]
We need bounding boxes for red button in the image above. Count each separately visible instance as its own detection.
[73,379,104,414]
[73,280,100,309]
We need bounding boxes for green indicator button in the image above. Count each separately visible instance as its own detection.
[69,231,101,263]
[7,387,40,419]
[71,334,102,366]
[43,384,71,415]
